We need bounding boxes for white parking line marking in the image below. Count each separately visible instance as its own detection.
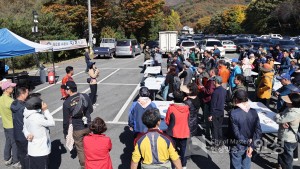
[50,69,120,116]
[35,71,85,93]
[53,118,127,125]
[112,84,140,123]
[75,83,138,86]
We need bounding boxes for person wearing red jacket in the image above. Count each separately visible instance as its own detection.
[165,90,190,168]
[60,66,74,100]
[199,68,217,140]
[83,117,113,169]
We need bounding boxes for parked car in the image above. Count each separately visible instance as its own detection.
[233,38,251,52]
[93,47,115,58]
[275,40,297,50]
[115,39,141,58]
[93,38,116,58]
[180,40,197,51]
[200,38,225,56]
[221,40,236,53]
[270,34,283,39]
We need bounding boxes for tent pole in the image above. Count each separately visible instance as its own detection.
[11,58,15,83]
[51,50,56,84]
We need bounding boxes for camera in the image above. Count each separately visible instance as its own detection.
[82,116,88,125]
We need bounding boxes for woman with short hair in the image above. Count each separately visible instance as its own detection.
[83,117,113,169]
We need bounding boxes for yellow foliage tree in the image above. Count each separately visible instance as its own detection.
[196,16,211,32]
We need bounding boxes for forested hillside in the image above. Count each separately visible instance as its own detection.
[167,0,248,27]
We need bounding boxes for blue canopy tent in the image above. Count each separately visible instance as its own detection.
[0,28,52,59]
[0,28,53,85]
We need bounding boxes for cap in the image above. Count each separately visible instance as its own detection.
[249,53,255,58]
[276,73,291,81]
[88,62,96,69]
[1,81,16,90]
[183,61,192,67]
[260,63,273,72]
[65,81,77,90]
[25,96,42,110]
[214,76,223,84]
[232,58,239,63]
[291,59,297,63]
[139,87,150,97]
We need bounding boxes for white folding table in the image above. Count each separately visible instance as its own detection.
[249,101,279,134]
[144,66,161,75]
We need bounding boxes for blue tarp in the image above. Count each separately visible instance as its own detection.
[0,28,52,59]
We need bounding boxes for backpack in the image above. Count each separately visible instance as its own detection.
[72,94,88,118]
[173,76,181,91]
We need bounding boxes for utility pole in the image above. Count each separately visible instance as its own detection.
[87,0,93,55]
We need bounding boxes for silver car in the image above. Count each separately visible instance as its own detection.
[221,40,237,53]
[115,39,141,57]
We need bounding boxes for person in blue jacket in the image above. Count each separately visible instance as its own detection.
[278,50,291,74]
[229,58,242,88]
[128,87,157,138]
[229,90,262,169]
[275,73,300,112]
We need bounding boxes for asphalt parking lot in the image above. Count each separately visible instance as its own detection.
[0,53,299,169]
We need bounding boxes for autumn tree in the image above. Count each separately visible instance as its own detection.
[119,0,165,39]
[196,16,211,33]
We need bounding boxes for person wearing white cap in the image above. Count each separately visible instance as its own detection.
[0,81,20,167]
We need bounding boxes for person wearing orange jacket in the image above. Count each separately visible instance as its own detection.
[257,63,274,107]
[60,66,74,100]
[218,60,230,89]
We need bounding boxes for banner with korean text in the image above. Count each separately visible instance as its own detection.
[40,39,87,51]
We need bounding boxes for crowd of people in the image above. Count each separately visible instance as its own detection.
[0,43,300,169]
[133,45,300,169]
[0,60,109,169]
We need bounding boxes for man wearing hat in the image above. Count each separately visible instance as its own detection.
[275,73,300,112]
[257,63,274,107]
[63,81,93,168]
[229,58,242,88]
[209,76,226,150]
[179,61,193,86]
[289,59,299,75]
[128,87,157,138]
[275,93,300,169]
[0,81,20,167]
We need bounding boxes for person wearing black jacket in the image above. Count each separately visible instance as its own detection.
[209,76,226,149]
[63,81,93,168]
[11,87,29,169]
[84,48,91,72]
[184,83,201,137]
